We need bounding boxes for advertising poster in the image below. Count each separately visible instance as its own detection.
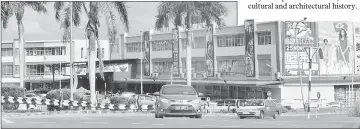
[143,31,151,76]
[354,23,360,74]
[205,24,215,77]
[283,21,318,76]
[318,22,354,75]
[244,19,256,77]
[172,28,180,76]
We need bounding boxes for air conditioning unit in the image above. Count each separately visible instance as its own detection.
[191,73,197,78]
[180,73,185,78]
[202,73,207,78]
[215,73,221,78]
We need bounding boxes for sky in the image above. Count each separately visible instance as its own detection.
[1,2,237,41]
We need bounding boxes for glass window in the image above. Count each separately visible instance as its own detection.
[152,62,172,74]
[217,60,244,75]
[161,86,196,95]
[152,40,172,51]
[257,32,271,45]
[217,34,243,47]
[126,42,141,53]
[258,59,272,76]
[1,65,13,76]
[1,48,13,56]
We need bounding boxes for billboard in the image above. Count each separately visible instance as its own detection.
[318,22,355,75]
[143,31,151,76]
[172,28,180,76]
[283,21,318,76]
[244,19,256,77]
[205,24,215,77]
[354,23,360,74]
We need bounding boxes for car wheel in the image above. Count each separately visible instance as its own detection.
[273,111,279,119]
[155,113,159,118]
[259,111,264,119]
[239,116,245,119]
[195,114,202,119]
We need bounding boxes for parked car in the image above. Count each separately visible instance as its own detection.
[153,84,204,118]
[236,99,282,119]
[325,102,341,107]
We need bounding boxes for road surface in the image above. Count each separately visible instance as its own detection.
[2,114,360,128]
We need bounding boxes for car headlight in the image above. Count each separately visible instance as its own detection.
[191,99,201,103]
[160,98,170,103]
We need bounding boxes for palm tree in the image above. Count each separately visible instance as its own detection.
[154,2,228,86]
[54,2,129,109]
[1,2,47,89]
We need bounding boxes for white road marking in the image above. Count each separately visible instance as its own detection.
[132,123,142,125]
[80,122,108,124]
[200,125,240,128]
[152,124,165,126]
[2,118,14,124]
[27,122,56,124]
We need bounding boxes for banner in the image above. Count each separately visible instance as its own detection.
[283,21,318,76]
[244,19,256,77]
[172,28,180,76]
[143,31,151,76]
[354,23,360,74]
[318,22,354,75]
[205,24,215,77]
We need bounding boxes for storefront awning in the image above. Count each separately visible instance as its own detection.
[282,76,360,86]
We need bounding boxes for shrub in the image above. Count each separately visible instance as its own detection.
[1,86,25,97]
[110,96,128,105]
[46,89,82,101]
[349,101,360,117]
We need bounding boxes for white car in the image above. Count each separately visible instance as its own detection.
[325,102,341,107]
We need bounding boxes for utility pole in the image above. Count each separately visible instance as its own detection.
[70,2,74,101]
[140,31,143,95]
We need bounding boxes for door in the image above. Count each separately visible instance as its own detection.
[264,100,272,117]
[268,100,277,116]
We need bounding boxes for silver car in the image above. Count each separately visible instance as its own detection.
[153,84,203,118]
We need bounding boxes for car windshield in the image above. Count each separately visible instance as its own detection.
[161,86,197,95]
[238,100,265,106]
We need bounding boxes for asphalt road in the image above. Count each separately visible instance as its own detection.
[2,114,360,128]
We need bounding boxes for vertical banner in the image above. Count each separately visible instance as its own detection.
[205,24,215,77]
[143,31,151,76]
[354,23,360,74]
[244,19,256,77]
[283,21,318,76]
[172,28,180,76]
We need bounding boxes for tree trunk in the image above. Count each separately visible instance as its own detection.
[18,20,25,88]
[87,29,97,110]
[186,13,192,86]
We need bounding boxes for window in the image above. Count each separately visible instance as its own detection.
[153,62,172,74]
[181,37,206,49]
[258,32,271,45]
[182,60,206,73]
[126,42,141,52]
[26,47,66,56]
[218,60,245,75]
[26,64,64,76]
[97,48,105,58]
[258,58,272,76]
[1,65,13,76]
[1,48,13,56]
[152,40,172,51]
[81,48,83,58]
[217,34,244,47]
[161,86,196,95]
[14,65,19,75]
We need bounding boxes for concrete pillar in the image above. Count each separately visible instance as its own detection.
[120,33,127,59]
[212,23,218,76]
[149,30,154,74]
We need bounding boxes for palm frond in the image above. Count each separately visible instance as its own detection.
[26,2,47,13]
[54,2,64,21]
[113,2,129,32]
[1,1,14,29]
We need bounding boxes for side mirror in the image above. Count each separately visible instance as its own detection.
[198,92,204,97]
[153,92,160,96]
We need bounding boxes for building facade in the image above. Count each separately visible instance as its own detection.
[1,39,110,90]
[2,20,360,108]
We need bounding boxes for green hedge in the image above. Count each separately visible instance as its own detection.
[45,89,82,101]
[1,86,25,97]
[110,95,137,106]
